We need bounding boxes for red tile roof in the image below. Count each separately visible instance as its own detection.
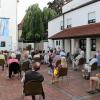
[49,23,100,39]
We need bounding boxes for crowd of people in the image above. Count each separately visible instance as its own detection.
[0,47,100,99]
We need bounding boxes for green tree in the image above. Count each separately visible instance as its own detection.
[21,3,57,42]
[42,7,57,39]
[47,0,72,15]
[22,4,44,42]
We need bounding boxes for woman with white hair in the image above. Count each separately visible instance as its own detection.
[7,53,19,65]
[7,53,19,79]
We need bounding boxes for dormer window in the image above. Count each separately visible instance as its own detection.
[66,18,72,28]
[88,12,96,24]
[60,21,63,30]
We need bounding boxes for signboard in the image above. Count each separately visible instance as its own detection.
[0,18,9,36]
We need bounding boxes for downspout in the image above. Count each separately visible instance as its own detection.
[62,13,65,49]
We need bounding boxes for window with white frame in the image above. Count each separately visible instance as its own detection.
[56,40,58,46]
[67,18,72,28]
[59,40,60,45]
[60,20,63,30]
[91,39,96,51]
[79,39,86,51]
[88,12,96,24]
[79,38,96,51]
[56,40,60,46]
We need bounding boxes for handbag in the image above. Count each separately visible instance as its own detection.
[54,68,59,77]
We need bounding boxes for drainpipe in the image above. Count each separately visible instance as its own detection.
[62,13,65,49]
[63,13,65,30]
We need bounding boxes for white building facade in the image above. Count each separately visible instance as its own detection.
[0,0,18,51]
[48,0,100,62]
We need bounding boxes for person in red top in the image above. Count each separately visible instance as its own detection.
[7,53,19,79]
[7,53,19,65]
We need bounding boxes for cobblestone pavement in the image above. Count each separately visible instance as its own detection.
[0,64,100,100]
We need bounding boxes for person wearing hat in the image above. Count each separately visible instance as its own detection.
[21,62,45,100]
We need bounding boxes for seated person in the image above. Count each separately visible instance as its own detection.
[7,53,19,65]
[20,53,32,70]
[72,51,84,70]
[82,55,97,79]
[33,51,41,62]
[0,51,5,70]
[52,59,61,83]
[21,62,44,100]
[61,57,67,68]
[89,55,97,67]
[44,51,49,64]
[82,64,91,79]
[60,49,66,57]
[96,52,100,68]
[0,51,5,60]
[7,53,19,78]
[87,73,100,94]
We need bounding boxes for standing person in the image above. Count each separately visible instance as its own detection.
[21,62,45,100]
[48,49,54,75]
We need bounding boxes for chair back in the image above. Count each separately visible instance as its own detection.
[33,57,41,62]
[78,58,86,65]
[56,59,61,67]
[58,67,68,77]
[0,59,5,66]
[16,54,21,61]
[21,61,30,71]
[91,62,97,70]
[23,80,43,96]
[9,62,20,74]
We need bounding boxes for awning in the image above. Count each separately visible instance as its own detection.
[49,23,100,40]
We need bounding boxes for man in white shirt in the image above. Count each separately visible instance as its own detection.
[82,55,98,79]
[72,53,84,70]
[89,55,98,66]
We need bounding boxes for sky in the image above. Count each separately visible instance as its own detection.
[17,0,53,24]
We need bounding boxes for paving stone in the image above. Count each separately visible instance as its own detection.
[0,65,100,100]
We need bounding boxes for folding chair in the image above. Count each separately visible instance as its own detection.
[9,62,21,78]
[78,58,86,70]
[21,61,30,72]
[0,59,5,71]
[23,80,45,100]
[91,62,97,70]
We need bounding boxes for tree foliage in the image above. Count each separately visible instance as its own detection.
[47,0,72,15]
[22,4,44,42]
[42,7,57,39]
[22,3,57,42]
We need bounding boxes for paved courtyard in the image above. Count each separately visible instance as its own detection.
[0,64,100,100]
